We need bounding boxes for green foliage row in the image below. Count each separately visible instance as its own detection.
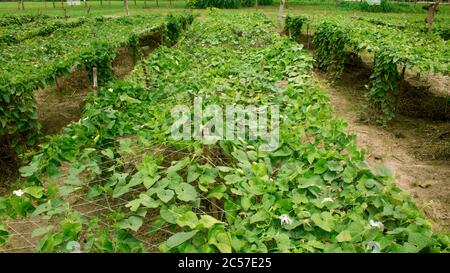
[0,14,58,27]
[1,12,448,253]
[284,15,308,39]
[354,15,450,41]
[187,0,272,9]
[337,0,418,13]
[164,13,195,46]
[312,21,350,80]
[0,17,88,45]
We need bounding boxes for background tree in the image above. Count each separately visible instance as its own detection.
[124,0,129,16]
[277,0,286,33]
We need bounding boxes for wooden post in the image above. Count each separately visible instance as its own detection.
[87,6,91,15]
[21,0,24,10]
[142,62,149,88]
[210,199,220,220]
[64,7,68,21]
[255,0,258,10]
[144,0,147,8]
[277,0,286,34]
[93,67,98,95]
[124,0,129,16]
[53,1,56,8]
[425,1,440,32]
[169,0,172,7]
[156,0,159,8]
[396,65,407,112]
[306,23,310,49]
[56,78,61,92]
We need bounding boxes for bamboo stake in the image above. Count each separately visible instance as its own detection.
[396,65,407,112]
[306,23,310,49]
[93,67,98,95]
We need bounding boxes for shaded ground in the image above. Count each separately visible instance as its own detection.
[35,69,91,135]
[315,69,450,232]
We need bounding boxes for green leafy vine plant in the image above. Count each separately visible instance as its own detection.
[312,21,351,80]
[0,18,88,46]
[163,13,195,46]
[361,49,402,125]
[284,15,308,40]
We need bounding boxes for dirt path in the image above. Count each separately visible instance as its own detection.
[314,70,450,232]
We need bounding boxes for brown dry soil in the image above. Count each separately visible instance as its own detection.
[315,69,450,232]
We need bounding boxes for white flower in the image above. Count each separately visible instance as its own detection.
[66,241,82,253]
[366,241,381,253]
[13,189,25,197]
[321,197,334,204]
[108,88,113,92]
[369,219,384,230]
[279,214,293,225]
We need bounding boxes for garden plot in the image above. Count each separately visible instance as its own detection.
[0,12,449,253]
[284,14,450,124]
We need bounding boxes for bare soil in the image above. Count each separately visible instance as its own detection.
[35,69,91,135]
[315,69,450,232]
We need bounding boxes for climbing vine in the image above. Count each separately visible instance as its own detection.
[363,49,401,125]
[284,15,308,39]
[312,22,351,79]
